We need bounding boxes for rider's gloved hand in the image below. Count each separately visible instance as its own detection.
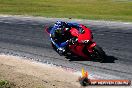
[66,39,72,45]
[57,48,65,55]
[67,37,78,45]
[65,28,70,31]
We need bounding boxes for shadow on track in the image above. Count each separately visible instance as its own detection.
[65,54,118,63]
[102,55,118,63]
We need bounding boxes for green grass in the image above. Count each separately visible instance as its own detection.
[0,80,11,88]
[0,0,132,22]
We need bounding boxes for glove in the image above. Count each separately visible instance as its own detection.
[68,37,78,44]
[67,39,72,44]
[57,48,65,55]
[65,28,70,31]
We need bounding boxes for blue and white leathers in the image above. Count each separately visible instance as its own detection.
[50,21,80,49]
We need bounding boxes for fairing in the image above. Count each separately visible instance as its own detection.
[70,24,92,43]
[69,24,95,58]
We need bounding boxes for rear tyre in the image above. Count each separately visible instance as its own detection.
[91,45,106,62]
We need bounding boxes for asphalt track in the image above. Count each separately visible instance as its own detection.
[0,15,132,80]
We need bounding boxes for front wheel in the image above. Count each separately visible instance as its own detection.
[91,45,106,62]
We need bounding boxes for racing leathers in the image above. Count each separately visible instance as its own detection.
[50,21,80,55]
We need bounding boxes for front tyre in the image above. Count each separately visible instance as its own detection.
[91,45,106,62]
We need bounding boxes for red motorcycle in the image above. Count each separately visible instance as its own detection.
[45,24,106,62]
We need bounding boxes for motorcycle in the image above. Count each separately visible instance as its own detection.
[45,24,106,62]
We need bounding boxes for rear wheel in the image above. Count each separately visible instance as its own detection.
[91,45,106,62]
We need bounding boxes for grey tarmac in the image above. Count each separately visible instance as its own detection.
[0,15,132,80]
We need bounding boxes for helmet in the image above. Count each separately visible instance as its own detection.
[54,21,66,34]
[55,28,63,34]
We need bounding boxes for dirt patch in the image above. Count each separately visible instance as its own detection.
[0,54,80,88]
[0,54,131,88]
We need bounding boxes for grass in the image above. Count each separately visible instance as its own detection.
[0,80,11,88]
[0,0,132,22]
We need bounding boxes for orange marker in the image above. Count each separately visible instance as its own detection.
[82,68,88,78]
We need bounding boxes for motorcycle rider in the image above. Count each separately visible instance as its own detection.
[50,21,80,55]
